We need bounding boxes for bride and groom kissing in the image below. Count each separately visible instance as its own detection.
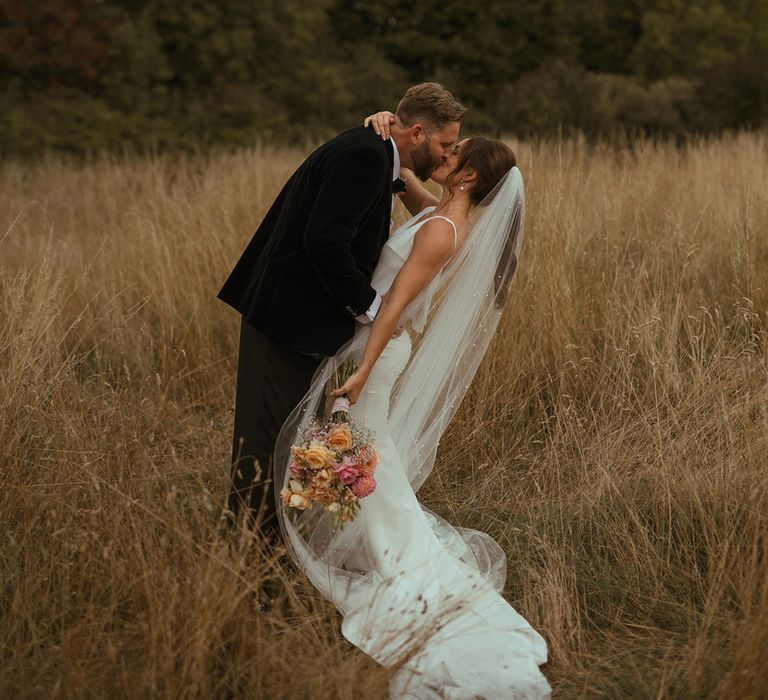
[217,82,551,698]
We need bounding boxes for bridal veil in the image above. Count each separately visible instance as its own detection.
[272,167,546,698]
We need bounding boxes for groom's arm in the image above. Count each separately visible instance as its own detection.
[303,146,386,319]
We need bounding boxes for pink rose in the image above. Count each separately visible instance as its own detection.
[350,475,376,498]
[333,462,361,485]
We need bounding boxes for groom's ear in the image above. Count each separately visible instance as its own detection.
[409,123,426,144]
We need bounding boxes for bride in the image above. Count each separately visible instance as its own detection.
[274,114,551,699]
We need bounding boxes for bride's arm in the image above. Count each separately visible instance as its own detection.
[331,220,455,404]
[398,166,439,215]
[364,111,440,215]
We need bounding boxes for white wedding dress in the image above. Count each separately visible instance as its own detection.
[279,197,551,699]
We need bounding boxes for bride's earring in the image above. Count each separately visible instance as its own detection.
[459,179,465,191]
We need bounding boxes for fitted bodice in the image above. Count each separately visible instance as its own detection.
[371,206,456,333]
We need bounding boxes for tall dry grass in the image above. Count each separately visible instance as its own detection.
[1,134,767,699]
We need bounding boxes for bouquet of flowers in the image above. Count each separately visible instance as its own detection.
[281,360,379,528]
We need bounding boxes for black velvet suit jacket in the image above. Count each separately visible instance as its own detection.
[217,126,394,357]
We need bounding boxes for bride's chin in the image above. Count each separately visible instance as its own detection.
[430,170,446,185]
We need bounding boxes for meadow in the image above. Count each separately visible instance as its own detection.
[1,133,767,699]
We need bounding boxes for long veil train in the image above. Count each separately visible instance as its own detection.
[274,167,551,698]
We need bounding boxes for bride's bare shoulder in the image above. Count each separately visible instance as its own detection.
[410,217,456,263]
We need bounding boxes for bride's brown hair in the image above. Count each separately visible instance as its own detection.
[450,137,517,205]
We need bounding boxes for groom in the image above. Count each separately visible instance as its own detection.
[217,82,466,539]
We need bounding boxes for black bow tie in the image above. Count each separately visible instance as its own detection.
[392,177,407,195]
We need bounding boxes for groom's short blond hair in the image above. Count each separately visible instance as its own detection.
[396,83,466,130]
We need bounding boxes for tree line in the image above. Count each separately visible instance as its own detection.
[2,0,767,156]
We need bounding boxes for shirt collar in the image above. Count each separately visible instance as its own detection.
[389,137,400,182]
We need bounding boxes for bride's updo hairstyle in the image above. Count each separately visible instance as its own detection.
[451,137,517,205]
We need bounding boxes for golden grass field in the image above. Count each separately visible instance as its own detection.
[2,133,767,699]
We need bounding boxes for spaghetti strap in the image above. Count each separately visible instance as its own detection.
[422,215,458,256]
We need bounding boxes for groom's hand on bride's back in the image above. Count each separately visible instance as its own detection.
[364,111,396,140]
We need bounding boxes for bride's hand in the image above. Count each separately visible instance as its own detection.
[330,368,370,405]
[364,111,396,140]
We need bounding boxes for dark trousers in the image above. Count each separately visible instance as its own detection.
[227,317,322,537]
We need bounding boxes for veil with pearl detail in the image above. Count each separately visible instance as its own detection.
[274,166,550,699]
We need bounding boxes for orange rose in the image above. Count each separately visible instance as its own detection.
[327,425,353,451]
[304,441,335,469]
[312,468,334,486]
[281,480,313,511]
[288,493,312,510]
